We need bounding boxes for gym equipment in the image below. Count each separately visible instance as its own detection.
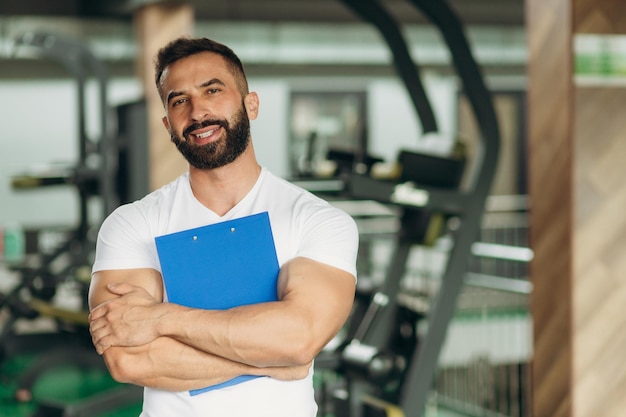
[2,30,116,363]
[10,31,119,219]
[1,32,143,417]
[4,30,118,326]
[308,0,501,416]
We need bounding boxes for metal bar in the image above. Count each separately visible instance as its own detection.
[361,240,412,346]
[464,272,533,295]
[338,0,438,134]
[397,0,500,414]
[12,31,118,231]
[407,0,501,199]
[471,242,533,263]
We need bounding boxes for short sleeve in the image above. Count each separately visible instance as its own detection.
[91,204,161,274]
[296,203,359,279]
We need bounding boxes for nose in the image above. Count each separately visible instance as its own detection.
[190,98,210,122]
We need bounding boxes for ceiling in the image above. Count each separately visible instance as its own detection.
[0,0,526,81]
[0,0,525,26]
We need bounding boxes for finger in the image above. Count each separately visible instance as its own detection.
[89,296,115,317]
[89,318,107,336]
[89,319,110,340]
[91,330,101,350]
[89,306,117,325]
[90,327,108,354]
[89,308,105,322]
[94,333,115,355]
[95,340,108,355]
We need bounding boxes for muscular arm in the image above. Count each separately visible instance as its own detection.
[90,257,356,368]
[170,257,356,367]
[88,269,309,390]
[102,339,309,391]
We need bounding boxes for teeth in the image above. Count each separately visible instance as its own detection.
[197,128,216,139]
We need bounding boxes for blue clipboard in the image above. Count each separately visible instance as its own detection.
[155,212,279,395]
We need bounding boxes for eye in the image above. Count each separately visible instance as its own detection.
[171,97,187,107]
[206,88,221,94]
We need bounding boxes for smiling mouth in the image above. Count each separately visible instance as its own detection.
[187,125,224,144]
[196,128,217,139]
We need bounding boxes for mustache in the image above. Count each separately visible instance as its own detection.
[182,119,228,139]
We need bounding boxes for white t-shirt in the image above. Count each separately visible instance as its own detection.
[92,167,359,417]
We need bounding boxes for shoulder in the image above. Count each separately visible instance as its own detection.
[101,173,190,232]
[261,170,357,233]
[137,173,190,209]
[113,173,189,216]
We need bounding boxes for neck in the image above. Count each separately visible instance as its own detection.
[188,144,261,216]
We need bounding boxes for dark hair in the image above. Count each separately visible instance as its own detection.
[154,37,249,99]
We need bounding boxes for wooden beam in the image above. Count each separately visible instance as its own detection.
[526,0,574,415]
[528,0,626,416]
[133,2,194,190]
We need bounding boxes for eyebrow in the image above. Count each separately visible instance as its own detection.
[201,78,226,89]
[166,78,227,105]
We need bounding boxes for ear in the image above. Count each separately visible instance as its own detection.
[161,116,176,142]
[244,92,259,121]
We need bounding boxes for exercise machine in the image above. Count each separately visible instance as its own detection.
[1,32,144,417]
[310,0,501,416]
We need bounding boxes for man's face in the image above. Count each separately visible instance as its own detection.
[169,104,250,170]
[159,51,258,170]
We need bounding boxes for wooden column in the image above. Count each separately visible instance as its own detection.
[528,1,626,416]
[134,2,194,190]
[527,0,574,415]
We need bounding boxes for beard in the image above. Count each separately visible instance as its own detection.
[170,105,251,170]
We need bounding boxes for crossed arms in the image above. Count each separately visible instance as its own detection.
[88,257,355,392]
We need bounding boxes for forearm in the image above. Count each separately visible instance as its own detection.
[157,302,314,368]
[103,336,309,391]
[156,258,355,368]
[90,259,355,370]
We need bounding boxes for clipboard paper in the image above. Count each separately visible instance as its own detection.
[155,212,279,395]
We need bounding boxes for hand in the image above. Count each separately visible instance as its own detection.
[89,282,163,354]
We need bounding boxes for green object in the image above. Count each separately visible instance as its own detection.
[0,353,142,417]
[3,224,25,264]
[575,34,626,77]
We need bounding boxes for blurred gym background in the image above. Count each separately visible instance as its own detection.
[1,1,625,417]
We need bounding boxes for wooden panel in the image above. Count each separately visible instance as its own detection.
[529,0,626,415]
[573,87,626,417]
[574,0,626,33]
[526,0,574,416]
[134,3,194,190]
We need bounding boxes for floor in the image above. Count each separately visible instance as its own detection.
[0,352,472,417]
[0,351,142,417]
[0,335,472,417]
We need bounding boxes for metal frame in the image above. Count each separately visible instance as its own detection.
[335,0,501,415]
[0,33,133,416]
[12,31,118,228]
